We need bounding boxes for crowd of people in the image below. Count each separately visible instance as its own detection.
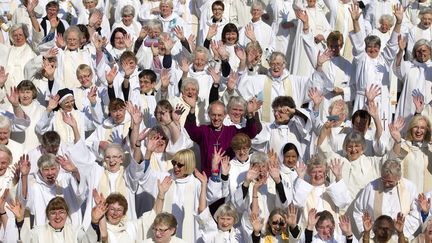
[0,0,430,242]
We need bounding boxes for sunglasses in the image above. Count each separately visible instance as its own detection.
[171,160,185,168]
[271,221,286,227]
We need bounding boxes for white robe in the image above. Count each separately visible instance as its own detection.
[19,223,97,243]
[364,0,398,29]
[105,210,157,243]
[238,19,276,60]
[353,178,421,239]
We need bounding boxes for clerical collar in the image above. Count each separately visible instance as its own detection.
[141,90,156,96]
[212,17,222,23]
[211,125,223,131]
[49,223,64,232]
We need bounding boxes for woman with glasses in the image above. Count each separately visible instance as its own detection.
[129,147,207,242]
[9,196,98,242]
[144,213,187,243]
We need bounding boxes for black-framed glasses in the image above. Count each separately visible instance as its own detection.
[171,160,185,168]
[271,221,286,227]
[152,227,170,233]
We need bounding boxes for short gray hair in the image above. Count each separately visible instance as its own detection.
[121,5,135,17]
[381,159,402,178]
[37,154,58,169]
[0,116,11,130]
[181,77,199,93]
[9,24,29,44]
[250,151,268,165]
[364,35,381,48]
[379,14,395,27]
[147,19,163,31]
[0,145,12,164]
[412,39,432,61]
[192,46,210,62]
[227,96,247,114]
[343,131,366,153]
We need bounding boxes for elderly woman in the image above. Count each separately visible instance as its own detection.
[371,14,395,50]
[10,197,97,242]
[112,5,142,40]
[157,0,191,40]
[391,115,432,193]
[407,9,432,58]
[76,0,110,37]
[293,156,350,236]
[144,213,188,243]
[395,38,432,120]
[129,148,206,242]
[250,205,301,243]
[136,19,164,69]
[10,80,45,151]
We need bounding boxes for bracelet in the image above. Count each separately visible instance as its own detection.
[135,142,141,147]
[346,235,353,239]
[0,211,6,216]
[396,140,402,144]
[252,196,259,198]
[157,195,164,200]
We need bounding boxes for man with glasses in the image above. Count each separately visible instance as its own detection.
[353,159,421,240]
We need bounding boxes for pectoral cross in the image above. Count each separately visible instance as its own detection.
[213,140,221,150]
[381,113,387,130]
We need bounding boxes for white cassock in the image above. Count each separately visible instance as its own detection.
[350,30,399,127]
[19,223,97,243]
[104,210,158,243]
[252,111,312,162]
[0,168,20,242]
[5,139,24,165]
[237,69,330,124]
[18,169,87,227]
[111,0,140,23]
[195,207,244,243]
[394,59,432,120]
[85,114,138,161]
[10,101,45,153]
[364,0,398,29]
[56,48,95,89]
[112,21,142,40]
[290,6,331,76]
[198,14,228,46]
[403,0,432,28]
[158,13,191,41]
[318,140,384,199]
[228,0,252,28]
[138,1,160,21]
[225,44,241,72]
[407,26,432,59]
[35,109,93,146]
[72,86,106,125]
[129,91,158,128]
[269,0,297,64]
[323,0,370,61]
[2,44,37,87]
[129,159,202,243]
[77,10,111,38]
[353,178,421,239]
[27,143,69,175]
[398,140,432,193]
[293,178,351,236]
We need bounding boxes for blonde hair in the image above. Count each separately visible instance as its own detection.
[172,149,196,175]
[406,115,431,142]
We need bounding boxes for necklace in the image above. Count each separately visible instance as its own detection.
[212,126,224,150]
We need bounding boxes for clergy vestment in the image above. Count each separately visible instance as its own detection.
[353,178,421,239]
[364,0,398,29]
[394,59,432,120]
[407,26,432,60]
[318,140,384,199]
[3,43,37,87]
[142,236,188,243]
[19,223,97,243]
[293,178,351,236]
[198,15,228,46]
[184,112,261,176]
[112,20,142,40]
[129,159,203,243]
[398,140,432,193]
[158,13,191,41]
[404,0,432,28]
[56,48,95,89]
[350,29,399,127]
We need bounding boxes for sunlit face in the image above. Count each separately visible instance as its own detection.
[345,142,364,161]
[46,6,58,19]
[104,147,123,173]
[110,107,126,125]
[425,220,432,241]
[0,128,9,145]
[366,44,380,59]
[270,213,286,235]
[379,19,391,33]
[148,27,161,39]
[113,32,126,49]
[415,44,431,63]
[212,5,224,20]
[48,209,67,229]
[66,31,80,50]
[327,40,342,57]
[0,151,10,176]
[139,76,155,94]
[228,104,244,124]
[193,52,207,72]
[234,146,250,162]
[106,202,125,225]
[217,215,235,232]
[182,83,198,99]
[84,0,97,9]
[273,106,291,125]
[283,149,298,168]
[152,223,175,243]
[209,104,226,129]
[374,220,394,241]
[40,165,59,185]
[250,6,263,21]
[172,159,187,178]
[252,163,269,183]
[77,71,93,88]
[316,219,335,241]
[270,56,285,78]
[420,13,432,28]
[309,165,326,186]
[60,96,75,112]
[381,174,400,191]
[306,0,317,7]
[160,3,173,18]
[224,31,238,45]
[122,14,133,27]
[18,89,34,106]
[12,28,26,47]
[410,119,428,142]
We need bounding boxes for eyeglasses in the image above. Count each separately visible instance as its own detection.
[48,210,67,217]
[108,207,124,214]
[235,147,250,153]
[212,7,224,11]
[271,221,286,227]
[171,160,185,168]
[152,227,170,233]
[105,155,122,161]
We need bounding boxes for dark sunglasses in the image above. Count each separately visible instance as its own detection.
[171,160,185,168]
[271,221,286,227]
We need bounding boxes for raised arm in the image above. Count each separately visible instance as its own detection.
[362,211,373,243]
[194,169,208,214]
[56,155,80,183]
[155,176,172,214]
[350,4,362,33]
[389,117,405,155]
[366,84,383,141]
